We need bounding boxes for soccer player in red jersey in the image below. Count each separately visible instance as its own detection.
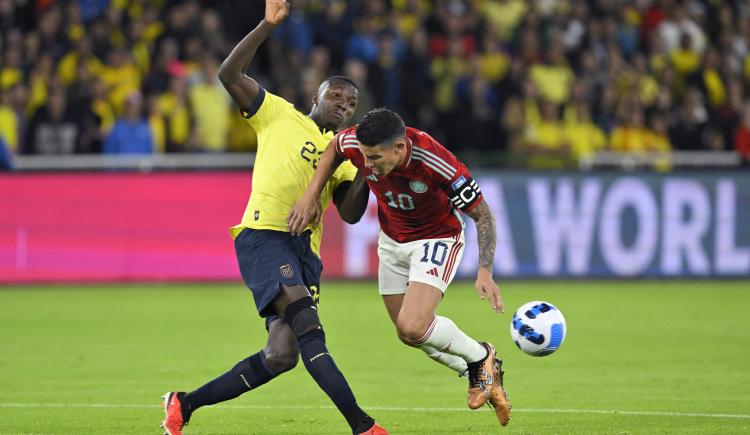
[289,108,511,427]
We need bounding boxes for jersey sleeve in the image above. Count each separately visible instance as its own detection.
[420,136,483,212]
[333,127,359,160]
[241,87,293,132]
[444,166,483,212]
[330,160,358,187]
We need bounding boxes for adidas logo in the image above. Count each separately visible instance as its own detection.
[427,268,439,277]
[367,174,378,182]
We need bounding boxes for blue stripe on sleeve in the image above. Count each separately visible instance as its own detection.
[241,86,267,119]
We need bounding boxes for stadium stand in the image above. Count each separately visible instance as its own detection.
[0,0,748,169]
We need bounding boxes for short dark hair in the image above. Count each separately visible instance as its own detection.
[323,76,358,90]
[356,108,406,147]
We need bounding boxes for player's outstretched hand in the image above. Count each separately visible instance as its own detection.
[475,267,504,313]
[265,0,290,26]
[287,193,322,236]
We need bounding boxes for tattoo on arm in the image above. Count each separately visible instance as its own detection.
[467,200,496,272]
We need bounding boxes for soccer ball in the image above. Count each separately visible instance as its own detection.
[510,301,566,356]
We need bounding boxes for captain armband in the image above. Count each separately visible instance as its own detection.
[448,176,482,211]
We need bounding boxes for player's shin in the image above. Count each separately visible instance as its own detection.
[182,351,276,413]
[418,344,469,374]
[415,315,487,364]
[285,296,376,433]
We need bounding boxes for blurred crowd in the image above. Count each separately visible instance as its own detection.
[2,0,750,169]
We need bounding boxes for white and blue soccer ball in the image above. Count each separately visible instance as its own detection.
[510,301,566,356]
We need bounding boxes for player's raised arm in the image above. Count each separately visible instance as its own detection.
[217,0,289,111]
[287,142,345,235]
[466,199,504,314]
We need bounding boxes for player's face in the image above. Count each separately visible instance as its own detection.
[313,82,358,131]
[359,139,406,177]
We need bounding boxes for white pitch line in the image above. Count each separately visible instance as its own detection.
[0,403,748,420]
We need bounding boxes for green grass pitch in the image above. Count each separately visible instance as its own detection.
[1,281,749,434]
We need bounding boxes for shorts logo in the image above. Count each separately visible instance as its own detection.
[409,180,428,193]
[279,264,294,279]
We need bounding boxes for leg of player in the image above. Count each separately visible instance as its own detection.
[392,281,487,364]
[273,283,386,435]
[161,319,298,435]
[382,294,468,374]
[394,281,509,423]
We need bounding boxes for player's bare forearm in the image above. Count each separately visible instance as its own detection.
[217,22,272,109]
[467,200,496,273]
[333,171,370,224]
[288,144,344,234]
[218,1,289,110]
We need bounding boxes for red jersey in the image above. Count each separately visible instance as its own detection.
[335,126,483,243]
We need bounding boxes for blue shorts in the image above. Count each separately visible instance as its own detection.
[234,228,322,320]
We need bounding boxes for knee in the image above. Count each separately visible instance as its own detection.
[396,316,431,346]
[284,296,322,338]
[264,347,299,374]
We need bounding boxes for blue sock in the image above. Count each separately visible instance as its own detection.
[183,351,274,412]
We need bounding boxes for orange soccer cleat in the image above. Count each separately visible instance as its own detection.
[161,392,189,435]
[488,358,511,426]
[466,342,498,409]
[357,422,389,435]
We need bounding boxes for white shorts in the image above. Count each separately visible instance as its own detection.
[378,230,465,295]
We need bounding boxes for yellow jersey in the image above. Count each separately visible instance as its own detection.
[229,88,357,256]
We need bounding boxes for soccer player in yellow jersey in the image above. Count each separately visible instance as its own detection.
[160,2,387,435]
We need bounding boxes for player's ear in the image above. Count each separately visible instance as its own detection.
[311,91,319,106]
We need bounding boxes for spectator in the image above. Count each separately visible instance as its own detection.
[273,0,314,57]
[0,135,11,170]
[100,47,141,114]
[23,85,83,155]
[146,93,166,153]
[479,0,527,43]
[455,72,501,152]
[670,87,708,150]
[714,78,744,149]
[369,33,404,110]
[104,91,153,154]
[82,78,115,154]
[1,46,23,91]
[188,55,230,152]
[611,105,648,152]
[158,77,191,152]
[734,102,750,162]
[77,0,108,24]
[344,59,376,127]
[530,40,574,105]
[200,9,228,58]
[698,48,726,109]
[431,37,467,141]
[399,27,432,127]
[524,100,569,169]
[670,32,701,95]
[0,89,18,154]
[565,103,606,165]
[345,16,380,64]
[2,0,749,167]
[658,3,706,54]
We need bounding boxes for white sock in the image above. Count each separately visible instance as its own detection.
[416,315,487,364]
[418,344,468,374]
